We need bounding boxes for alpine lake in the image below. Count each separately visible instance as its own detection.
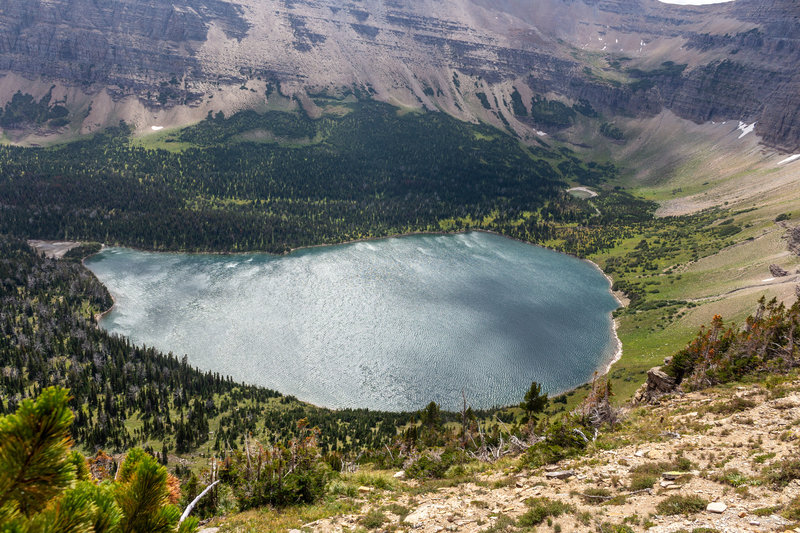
[86,232,620,412]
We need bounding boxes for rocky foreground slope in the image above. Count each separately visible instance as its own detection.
[207,376,800,532]
[1,0,799,150]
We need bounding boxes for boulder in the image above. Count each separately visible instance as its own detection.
[770,264,789,277]
[545,470,575,480]
[707,502,727,513]
[633,367,677,404]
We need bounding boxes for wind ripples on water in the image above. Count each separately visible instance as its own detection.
[87,232,619,411]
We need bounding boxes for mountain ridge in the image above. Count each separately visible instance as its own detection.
[1,0,799,150]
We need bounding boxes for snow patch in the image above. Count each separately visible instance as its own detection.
[658,0,733,4]
[762,278,775,282]
[737,121,756,139]
[151,126,164,131]
[778,154,800,165]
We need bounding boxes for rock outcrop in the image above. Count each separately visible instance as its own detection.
[789,226,800,256]
[633,366,677,404]
[770,264,789,277]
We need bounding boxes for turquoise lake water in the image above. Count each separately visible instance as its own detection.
[86,232,619,411]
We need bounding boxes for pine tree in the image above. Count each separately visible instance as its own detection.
[520,381,548,423]
[0,387,76,518]
[0,387,198,533]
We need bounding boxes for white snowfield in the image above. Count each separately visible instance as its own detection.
[658,0,733,4]
[151,125,164,131]
[778,154,800,165]
[737,121,756,139]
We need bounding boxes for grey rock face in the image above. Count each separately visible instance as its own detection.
[0,0,798,149]
[634,366,677,404]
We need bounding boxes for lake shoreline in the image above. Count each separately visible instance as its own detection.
[80,229,626,412]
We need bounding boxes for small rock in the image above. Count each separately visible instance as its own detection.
[738,511,747,518]
[357,486,373,494]
[634,449,649,458]
[393,470,405,479]
[545,470,575,480]
[707,502,727,514]
[662,471,688,480]
[749,520,760,526]
[198,529,220,533]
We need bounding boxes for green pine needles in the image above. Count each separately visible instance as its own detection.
[0,387,198,533]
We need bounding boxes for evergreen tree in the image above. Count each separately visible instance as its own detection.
[0,387,198,533]
[520,381,548,423]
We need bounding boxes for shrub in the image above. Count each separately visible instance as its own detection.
[360,508,387,529]
[405,455,448,480]
[221,421,332,509]
[656,495,707,515]
[711,468,751,487]
[763,458,800,487]
[629,473,658,491]
[631,457,694,476]
[580,487,612,504]
[518,497,574,526]
[599,523,635,533]
[782,497,800,521]
[709,397,756,415]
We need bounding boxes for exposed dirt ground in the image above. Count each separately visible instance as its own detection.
[297,383,800,532]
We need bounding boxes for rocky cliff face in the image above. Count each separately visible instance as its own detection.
[0,0,798,150]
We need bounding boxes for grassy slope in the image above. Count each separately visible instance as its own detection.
[573,111,800,402]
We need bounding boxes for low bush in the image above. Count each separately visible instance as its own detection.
[656,495,707,515]
[711,468,751,487]
[629,472,658,491]
[360,508,387,529]
[709,397,756,415]
[598,523,634,533]
[518,497,574,526]
[763,458,800,487]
